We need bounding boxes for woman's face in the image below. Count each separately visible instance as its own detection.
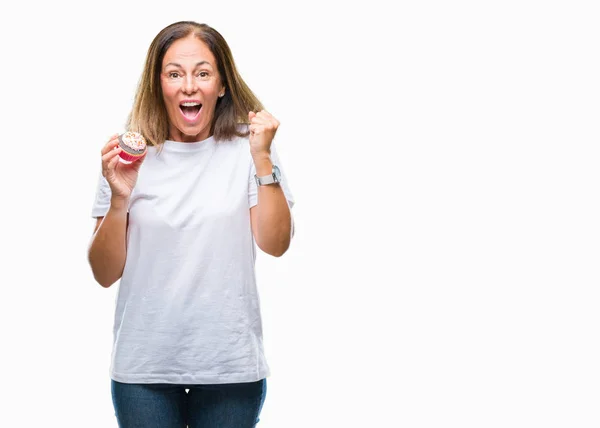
[160,35,225,142]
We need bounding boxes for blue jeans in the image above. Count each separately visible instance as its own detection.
[111,378,266,428]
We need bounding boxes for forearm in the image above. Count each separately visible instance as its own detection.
[253,157,292,257]
[88,198,129,287]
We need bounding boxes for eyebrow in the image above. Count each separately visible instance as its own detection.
[163,61,212,69]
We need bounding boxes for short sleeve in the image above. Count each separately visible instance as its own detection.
[248,143,295,209]
[91,173,112,218]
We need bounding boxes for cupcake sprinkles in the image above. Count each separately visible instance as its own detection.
[118,132,147,164]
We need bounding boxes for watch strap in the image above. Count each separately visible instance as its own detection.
[255,165,280,186]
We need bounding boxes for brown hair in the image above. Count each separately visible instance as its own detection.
[127,21,263,146]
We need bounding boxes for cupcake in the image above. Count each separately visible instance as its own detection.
[118,132,147,164]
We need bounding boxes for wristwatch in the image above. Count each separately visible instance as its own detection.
[255,165,281,186]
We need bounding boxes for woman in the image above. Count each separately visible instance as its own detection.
[88,21,294,428]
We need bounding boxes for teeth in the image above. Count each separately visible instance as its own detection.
[181,102,201,107]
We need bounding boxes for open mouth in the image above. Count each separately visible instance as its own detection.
[179,101,202,121]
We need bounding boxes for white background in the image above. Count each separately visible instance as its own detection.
[0,0,598,427]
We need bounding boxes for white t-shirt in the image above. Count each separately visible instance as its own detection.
[91,132,294,384]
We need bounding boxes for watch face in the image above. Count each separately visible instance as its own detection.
[273,165,281,181]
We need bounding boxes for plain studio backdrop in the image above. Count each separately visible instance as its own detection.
[0,0,599,427]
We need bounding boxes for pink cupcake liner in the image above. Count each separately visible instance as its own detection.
[118,150,145,164]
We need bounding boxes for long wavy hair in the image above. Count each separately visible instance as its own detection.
[127,21,263,146]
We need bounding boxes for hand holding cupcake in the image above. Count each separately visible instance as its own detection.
[100,132,147,200]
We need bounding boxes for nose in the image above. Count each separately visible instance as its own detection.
[182,74,197,95]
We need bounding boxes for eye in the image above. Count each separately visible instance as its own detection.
[168,72,180,79]
[198,71,209,79]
